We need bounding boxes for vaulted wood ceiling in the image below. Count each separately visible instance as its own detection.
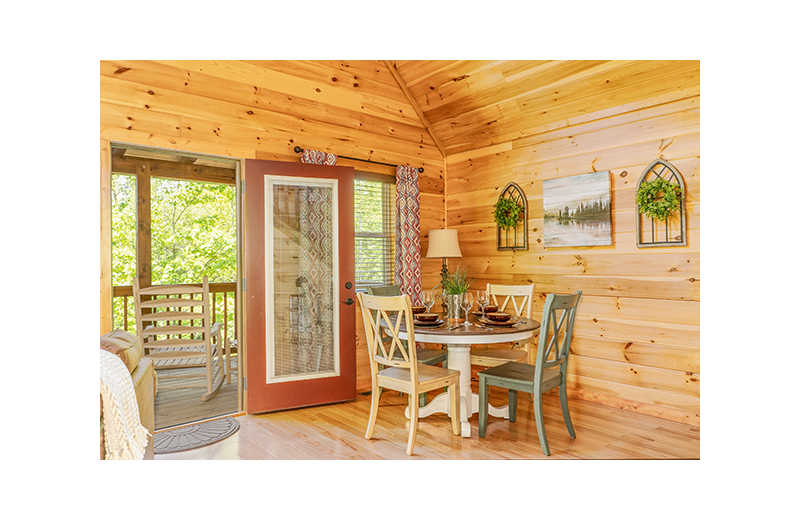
[388,60,698,157]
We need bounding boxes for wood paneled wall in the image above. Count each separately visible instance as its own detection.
[446,61,700,425]
[99,60,445,394]
[100,60,700,426]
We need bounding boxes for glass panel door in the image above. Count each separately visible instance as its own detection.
[243,158,355,414]
[268,178,339,382]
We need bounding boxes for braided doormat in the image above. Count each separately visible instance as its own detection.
[154,416,240,454]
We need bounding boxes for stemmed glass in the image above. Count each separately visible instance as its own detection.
[460,292,474,320]
[476,290,489,317]
[422,290,435,313]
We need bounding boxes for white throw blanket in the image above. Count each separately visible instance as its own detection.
[100,350,150,460]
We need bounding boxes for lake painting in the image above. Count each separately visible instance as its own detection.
[543,171,612,247]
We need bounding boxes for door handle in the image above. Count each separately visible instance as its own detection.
[341,297,354,305]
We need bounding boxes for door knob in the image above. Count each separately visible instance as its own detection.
[341,297,354,305]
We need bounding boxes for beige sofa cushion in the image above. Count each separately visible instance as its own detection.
[100,329,144,374]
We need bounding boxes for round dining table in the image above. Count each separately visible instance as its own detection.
[390,313,541,438]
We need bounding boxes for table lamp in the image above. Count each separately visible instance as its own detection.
[426,229,462,285]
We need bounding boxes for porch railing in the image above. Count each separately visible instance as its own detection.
[112,282,238,349]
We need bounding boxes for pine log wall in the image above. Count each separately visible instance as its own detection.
[100,60,699,426]
[99,60,445,396]
[443,62,700,426]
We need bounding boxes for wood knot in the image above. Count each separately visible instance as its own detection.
[620,171,628,177]
[114,67,131,75]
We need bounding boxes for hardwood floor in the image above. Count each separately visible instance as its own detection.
[154,387,699,460]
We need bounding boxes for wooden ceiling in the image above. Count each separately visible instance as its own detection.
[389,60,696,157]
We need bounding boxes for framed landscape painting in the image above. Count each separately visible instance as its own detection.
[543,171,612,247]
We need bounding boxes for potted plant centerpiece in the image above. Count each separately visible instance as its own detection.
[437,264,475,324]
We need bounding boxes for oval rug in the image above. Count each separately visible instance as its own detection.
[154,416,240,454]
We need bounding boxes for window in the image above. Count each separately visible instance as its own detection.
[354,175,395,292]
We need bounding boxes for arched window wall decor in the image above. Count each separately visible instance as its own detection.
[635,159,687,247]
[496,182,528,251]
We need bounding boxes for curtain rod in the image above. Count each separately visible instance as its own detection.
[293,146,423,173]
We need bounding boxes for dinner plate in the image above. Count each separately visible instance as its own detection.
[478,316,519,327]
[414,319,444,326]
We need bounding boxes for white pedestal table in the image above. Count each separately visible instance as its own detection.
[392,314,540,438]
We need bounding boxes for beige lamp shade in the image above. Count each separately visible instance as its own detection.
[426,229,462,258]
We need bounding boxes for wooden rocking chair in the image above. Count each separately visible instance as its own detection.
[133,276,227,402]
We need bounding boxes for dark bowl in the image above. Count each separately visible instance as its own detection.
[416,313,439,322]
[483,305,499,313]
[411,306,426,315]
[486,312,511,322]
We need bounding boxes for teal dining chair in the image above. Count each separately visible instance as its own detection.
[366,285,448,406]
[477,290,581,456]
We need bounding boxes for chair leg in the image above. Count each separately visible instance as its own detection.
[560,383,576,439]
[509,389,518,422]
[478,376,489,437]
[407,392,419,455]
[365,384,381,440]
[533,391,550,456]
[420,392,428,407]
[449,379,461,436]
[525,343,533,402]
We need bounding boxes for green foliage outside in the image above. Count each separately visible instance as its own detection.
[354,179,394,289]
[111,175,237,334]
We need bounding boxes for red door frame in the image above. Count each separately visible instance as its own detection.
[243,159,356,413]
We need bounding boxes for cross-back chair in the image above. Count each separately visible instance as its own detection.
[357,292,461,455]
[478,290,582,456]
[133,275,227,402]
[367,285,447,406]
[470,283,536,367]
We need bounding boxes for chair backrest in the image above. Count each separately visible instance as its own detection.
[366,284,401,297]
[486,283,535,318]
[535,291,581,374]
[132,276,212,352]
[357,292,418,377]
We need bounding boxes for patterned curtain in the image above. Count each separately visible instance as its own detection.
[297,149,336,373]
[395,165,422,305]
[300,149,338,166]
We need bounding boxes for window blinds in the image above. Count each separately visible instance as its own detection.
[354,177,395,291]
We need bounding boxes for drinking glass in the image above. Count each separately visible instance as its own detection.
[476,290,489,316]
[422,290,435,313]
[460,292,474,318]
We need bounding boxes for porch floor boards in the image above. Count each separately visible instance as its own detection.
[154,357,239,430]
[154,387,700,460]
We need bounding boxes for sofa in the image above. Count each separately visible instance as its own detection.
[100,329,156,460]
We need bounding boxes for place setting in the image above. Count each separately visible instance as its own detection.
[412,290,444,326]
[471,289,523,328]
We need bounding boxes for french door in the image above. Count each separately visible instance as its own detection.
[244,159,356,413]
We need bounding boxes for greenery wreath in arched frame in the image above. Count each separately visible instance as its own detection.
[495,182,528,251]
[635,159,687,247]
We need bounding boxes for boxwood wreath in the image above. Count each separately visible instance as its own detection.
[636,177,682,221]
[493,197,524,229]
